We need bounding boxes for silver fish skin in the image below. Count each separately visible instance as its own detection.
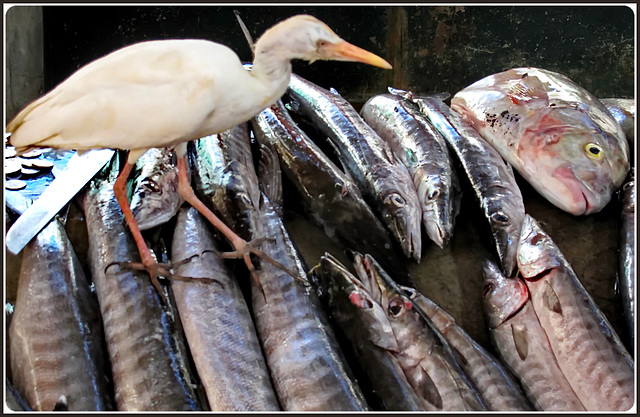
[481,259,586,411]
[353,253,486,411]
[286,74,423,262]
[451,68,630,215]
[193,126,369,411]
[600,98,635,144]
[517,215,634,411]
[248,146,369,411]
[9,217,114,411]
[82,157,201,411]
[190,122,260,241]
[251,99,411,280]
[361,93,461,248]
[618,170,635,348]
[401,285,532,410]
[312,253,425,411]
[413,94,525,276]
[129,147,183,230]
[170,206,280,411]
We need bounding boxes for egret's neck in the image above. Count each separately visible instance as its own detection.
[250,43,294,99]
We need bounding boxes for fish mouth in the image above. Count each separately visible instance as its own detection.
[393,216,422,263]
[552,165,598,215]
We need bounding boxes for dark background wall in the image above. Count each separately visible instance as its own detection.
[31,5,634,104]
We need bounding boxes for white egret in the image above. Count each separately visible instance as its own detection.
[7,14,392,295]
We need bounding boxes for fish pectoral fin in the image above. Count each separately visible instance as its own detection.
[410,364,443,410]
[511,323,530,361]
[543,280,563,314]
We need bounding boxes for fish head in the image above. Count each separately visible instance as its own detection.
[417,172,459,248]
[518,106,630,215]
[315,253,398,351]
[516,215,564,279]
[374,166,423,262]
[353,253,415,327]
[485,192,525,276]
[481,259,529,328]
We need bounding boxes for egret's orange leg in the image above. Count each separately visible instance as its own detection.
[112,160,170,297]
[175,154,299,283]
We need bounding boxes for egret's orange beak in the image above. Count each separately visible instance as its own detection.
[325,41,393,70]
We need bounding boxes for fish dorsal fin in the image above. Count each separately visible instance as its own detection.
[508,73,549,106]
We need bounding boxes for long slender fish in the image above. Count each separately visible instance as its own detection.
[286,74,423,262]
[618,170,635,348]
[481,259,585,411]
[82,156,201,411]
[170,206,280,411]
[517,215,635,411]
[451,68,630,215]
[251,99,410,279]
[401,285,532,410]
[129,147,183,230]
[312,253,425,411]
[353,253,486,411]
[411,93,525,275]
[190,124,369,410]
[9,216,114,411]
[248,145,369,411]
[361,93,461,248]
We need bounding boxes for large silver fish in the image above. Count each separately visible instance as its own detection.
[401,284,532,410]
[312,253,425,411]
[170,206,280,411]
[251,99,411,280]
[412,93,525,275]
[517,215,634,411]
[618,170,635,349]
[129,147,183,230]
[9,216,114,411]
[82,157,201,411]
[353,253,486,411]
[361,93,461,248]
[451,67,630,215]
[481,260,586,411]
[286,74,423,262]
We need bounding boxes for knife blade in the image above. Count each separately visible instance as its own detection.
[6,149,116,255]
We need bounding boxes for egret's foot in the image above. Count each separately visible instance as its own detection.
[105,255,223,304]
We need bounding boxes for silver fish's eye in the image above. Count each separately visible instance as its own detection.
[385,193,406,207]
[623,182,634,191]
[388,297,409,318]
[428,188,441,201]
[482,283,494,298]
[490,211,510,225]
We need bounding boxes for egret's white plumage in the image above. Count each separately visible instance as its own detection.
[7,14,392,295]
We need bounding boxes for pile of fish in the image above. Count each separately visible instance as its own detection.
[5,67,635,412]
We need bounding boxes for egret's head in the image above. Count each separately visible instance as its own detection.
[255,15,392,69]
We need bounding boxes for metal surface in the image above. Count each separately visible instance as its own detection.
[5,149,115,255]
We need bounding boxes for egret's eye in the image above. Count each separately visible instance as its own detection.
[583,143,603,160]
[316,40,328,49]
